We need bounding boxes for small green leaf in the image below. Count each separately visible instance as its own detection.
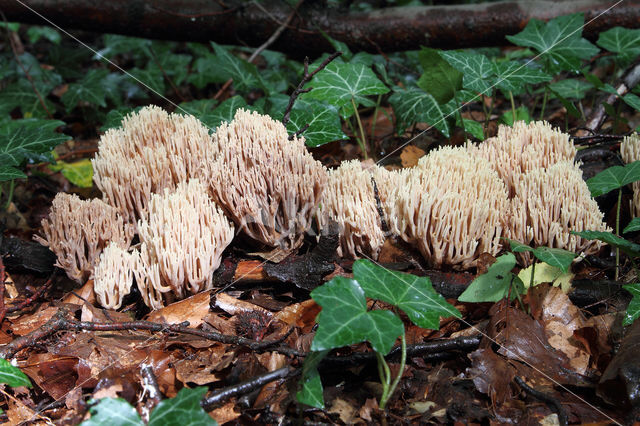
[49,158,94,188]
[506,13,599,73]
[572,230,640,258]
[210,42,269,94]
[61,69,111,111]
[586,161,640,197]
[155,53,192,86]
[149,387,216,426]
[96,34,152,60]
[597,27,640,64]
[440,51,494,95]
[417,47,463,104]
[462,119,485,141]
[181,96,255,131]
[547,87,581,118]
[507,239,534,253]
[297,350,329,409]
[129,67,165,95]
[101,107,144,132]
[0,359,32,388]
[624,217,640,234]
[549,79,593,100]
[458,253,525,302]
[499,106,531,126]
[623,283,640,326]
[304,62,388,116]
[310,276,404,355]
[81,398,142,425]
[389,87,452,137]
[623,93,640,112]
[353,259,461,330]
[27,26,61,44]
[187,55,229,89]
[0,166,26,182]
[530,247,576,273]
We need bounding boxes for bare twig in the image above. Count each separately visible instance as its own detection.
[213,0,303,101]
[6,269,57,314]
[282,51,342,127]
[201,366,298,411]
[515,376,568,426]
[0,308,71,358]
[141,363,162,415]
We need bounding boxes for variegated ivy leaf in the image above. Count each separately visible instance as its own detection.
[389,87,453,137]
[303,62,388,118]
[493,60,551,94]
[0,119,68,167]
[440,51,494,95]
[597,27,640,64]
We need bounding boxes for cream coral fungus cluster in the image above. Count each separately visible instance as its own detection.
[34,193,134,283]
[134,179,234,309]
[92,106,214,223]
[319,160,386,259]
[205,109,326,251]
[621,133,640,217]
[394,147,510,269]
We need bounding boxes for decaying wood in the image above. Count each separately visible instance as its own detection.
[2,1,639,57]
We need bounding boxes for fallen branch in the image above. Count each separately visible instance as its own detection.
[515,376,569,426]
[3,1,639,57]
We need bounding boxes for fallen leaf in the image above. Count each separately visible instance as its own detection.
[147,290,211,327]
[10,306,58,336]
[209,400,240,424]
[400,145,425,167]
[518,262,573,293]
[62,279,96,306]
[466,348,516,405]
[214,292,272,317]
[328,398,358,424]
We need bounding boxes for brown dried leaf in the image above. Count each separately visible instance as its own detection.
[274,299,319,330]
[214,292,272,317]
[62,279,96,306]
[466,348,516,405]
[147,290,211,327]
[209,400,240,425]
[10,305,58,336]
[400,145,425,167]
[328,398,358,424]
[173,345,228,385]
[22,353,78,400]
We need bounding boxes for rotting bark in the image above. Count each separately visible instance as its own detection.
[2,0,639,57]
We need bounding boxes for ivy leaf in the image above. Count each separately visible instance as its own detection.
[499,106,531,126]
[353,259,461,330]
[149,387,216,426]
[297,350,329,409]
[100,106,144,132]
[27,26,61,44]
[586,161,640,197]
[389,87,452,137]
[458,253,525,302]
[61,69,111,111]
[48,158,94,188]
[181,96,253,131]
[0,166,26,182]
[129,67,165,96]
[0,359,32,388]
[0,79,57,118]
[96,34,152,60]
[287,100,347,147]
[0,119,68,167]
[549,79,593,100]
[417,47,462,104]
[506,13,599,73]
[211,42,270,94]
[507,240,576,273]
[623,93,640,112]
[186,54,228,89]
[154,53,192,86]
[597,27,640,64]
[493,61,551,95]
[572,230,640,258]
[81,398,142,425]
[461,119,485,140]
[303,62,389,118]
[624,217,640,234]
[310,276,404,355]
[623,283,640,326]
[440,51,494,95]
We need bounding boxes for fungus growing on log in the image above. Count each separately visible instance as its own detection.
[319,160,385,259]
[468,121,576,196]
[94,243,134,309]
[92,105,214,223]
[205,109,326,251]
[34,193,134,283]
[133,179,234,309]
[395,146,509,269]
[621,133,640,217]
[508,161,610,255]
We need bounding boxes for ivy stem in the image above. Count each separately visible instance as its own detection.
[375,351,391,408]
[4,179,15,210]
[616,188,622,281]
[455,91,466,136]
[351,97,368,159]
[509,90,517,123]
[539,86,549,120]
[383,332,406,410]
[370,94,382,142]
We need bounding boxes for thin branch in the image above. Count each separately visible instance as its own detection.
[6,269,57,314]
[282,51,342,127]
[515,376,568,426]
[141,363,162,415]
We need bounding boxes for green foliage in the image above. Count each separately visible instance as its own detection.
[48,158,94,188]
[597,27,640,65]
[507,239,576,273]
[458,253,525,303]
[81,388,217,426]
[572,230,640,258]
[417,47,462,104]
[0,358,32,388]
[389,87,452,136]
[586,161,640,197]
[61,69,111,111]
[299,260,459,408]
[548,79,593,100]
[623,283,640,326]
[624,217,640,234]
[506,13,599,73]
